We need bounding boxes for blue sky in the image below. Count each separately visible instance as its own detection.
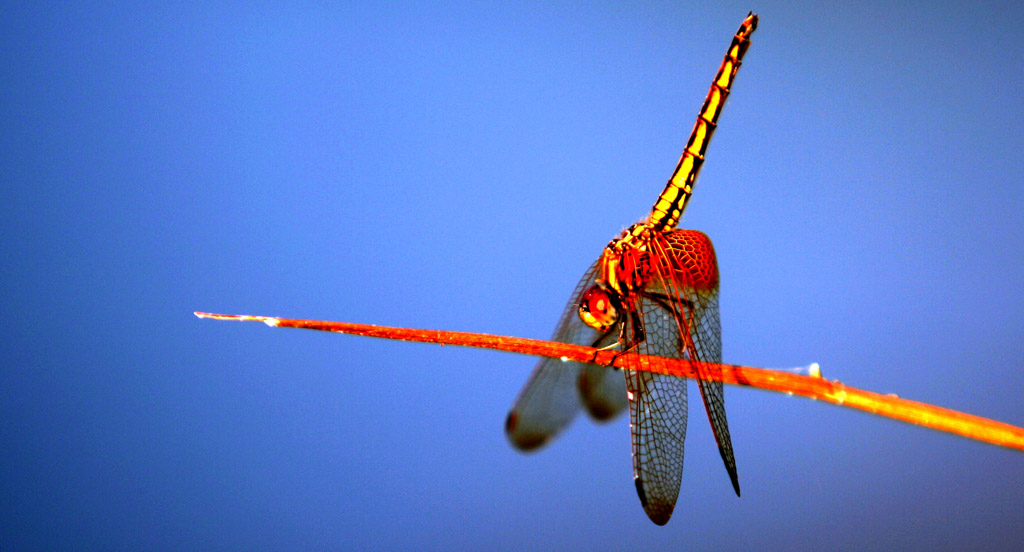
[2,2,1022,550]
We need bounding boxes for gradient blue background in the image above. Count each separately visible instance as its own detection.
[2,2,1022,550]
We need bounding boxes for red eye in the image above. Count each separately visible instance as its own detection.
[578,284,621,331]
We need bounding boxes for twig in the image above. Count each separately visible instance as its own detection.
[194,311,1024,452]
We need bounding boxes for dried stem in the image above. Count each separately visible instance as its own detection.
[195,311,1024,451]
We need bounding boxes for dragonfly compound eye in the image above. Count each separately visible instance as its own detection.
[578,284,621,332]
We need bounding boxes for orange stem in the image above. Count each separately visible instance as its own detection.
[195,311,1024,451]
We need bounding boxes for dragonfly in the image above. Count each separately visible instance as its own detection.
[505,13,758,526]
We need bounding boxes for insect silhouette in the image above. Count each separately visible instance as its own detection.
[506,12,758,525]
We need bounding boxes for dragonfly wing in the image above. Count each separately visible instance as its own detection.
[690,284,740,495]
[579,354,627,421]
[505,353,582,451]
[581,356,626,421]
[624,298,689,525]
[505,261,623,450]
[660,229,739,495]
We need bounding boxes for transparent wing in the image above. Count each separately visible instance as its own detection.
[661,230,739,494]
[689,282,739,495]
[625,229,738,525]
[622,295,689,526]
[505,261,625,451]
[579,356,627,420]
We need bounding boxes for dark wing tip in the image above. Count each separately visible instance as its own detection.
[583,402,617,421]
[722,451,741,496]
[648,513,671,527]
[724,456,741,496]
[504,410,550,451]
[635,477,673,526]
[578,365,628,422]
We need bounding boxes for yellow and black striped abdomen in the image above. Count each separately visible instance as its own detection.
[649,13,758,231]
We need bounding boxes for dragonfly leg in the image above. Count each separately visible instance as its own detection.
[591,310,647,368]
[586,327,622,366]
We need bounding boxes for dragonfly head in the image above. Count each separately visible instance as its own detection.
[578,281,622,332]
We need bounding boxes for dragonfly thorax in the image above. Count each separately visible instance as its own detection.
[579,226,722,331]
[599,223,657,295]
